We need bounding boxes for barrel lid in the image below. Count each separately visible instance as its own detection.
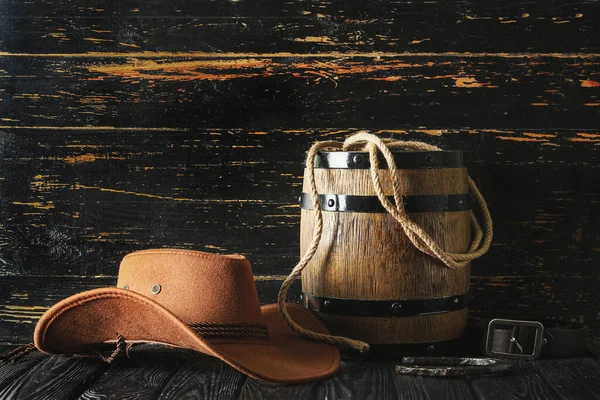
[311,150,465,169]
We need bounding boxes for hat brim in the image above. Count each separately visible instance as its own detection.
[34,288,340,384]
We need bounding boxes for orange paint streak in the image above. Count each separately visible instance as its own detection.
[453,77,496,88]
[567,138,600,143]
[523,132,557,138]
[497,136,547,142]
[581,80,600,87]
[410,39,430,45]
[64,153,128,164]
[373,76,404,81]
[12,201,55,210]
[294,36,336,44]
[88,59,271,81]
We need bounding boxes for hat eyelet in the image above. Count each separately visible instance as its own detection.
[151,284,162,295]
[122,285,129,290]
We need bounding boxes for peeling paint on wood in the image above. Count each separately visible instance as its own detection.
[0,55,598,129]
[0,0,598,346]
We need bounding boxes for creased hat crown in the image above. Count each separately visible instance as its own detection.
[116,249,263,324]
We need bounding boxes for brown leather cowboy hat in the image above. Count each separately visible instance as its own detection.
[34,249,340,384]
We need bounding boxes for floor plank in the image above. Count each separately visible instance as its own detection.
[239,362,397,400]
[470,361,561,400]
[532,357,600,400]
[0,347,47,393]
[0,353,110,400]
[79,356,180,400]
[392,370,476,400]
[155,356,246,400]
[79,349,247,399]
[2,350,600,399]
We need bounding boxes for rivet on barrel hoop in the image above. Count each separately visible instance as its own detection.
[427,345,435,353]
[426,154,434,163]
[391,302,402,310]
[352,154,363,164]
[323,300,331,308]
[327,199,336,207]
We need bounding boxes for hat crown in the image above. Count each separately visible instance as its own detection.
[116,249,263,324]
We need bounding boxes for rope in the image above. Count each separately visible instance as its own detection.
[69,322,268,361]
[0,343,36,362]
[189,322,269,339]
[70,334,127,363]
[278,131,493,353]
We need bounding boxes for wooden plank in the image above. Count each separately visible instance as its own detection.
[78,352,247,399]
[0,128,599,276]
[240,361,476,399]
[0,55,598,129]
[531,357,600,400]
[392,372,476,399]
[239,362,397,399]
[0,1,597,53]
[0,354,109,400]
[470,361,562,400]
[0,348,47,393]
[155,357,246,399]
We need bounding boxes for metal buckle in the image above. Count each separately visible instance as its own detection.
[485,319,544,360]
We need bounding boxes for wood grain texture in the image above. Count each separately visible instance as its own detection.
[532,357,600,399]
[2,349,600,399]
[391,371,476,400]
[240,362,398,400]
[470,362,563,400]
[0,55,598,129]
[0,0,597,53]
[0,354,109,400]
[0,349,47,393]
[79,353,247,400]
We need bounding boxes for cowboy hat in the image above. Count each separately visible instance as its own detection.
[34,249,340,384]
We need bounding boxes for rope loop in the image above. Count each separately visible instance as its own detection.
[278,132,493,352]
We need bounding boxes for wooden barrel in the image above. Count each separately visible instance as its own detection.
[300,150,471,351]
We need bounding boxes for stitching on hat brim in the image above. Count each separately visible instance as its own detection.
[122,249,246,262]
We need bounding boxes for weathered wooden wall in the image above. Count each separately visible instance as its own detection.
[0,0,599,344]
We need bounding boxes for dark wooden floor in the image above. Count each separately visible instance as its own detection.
[1,345,599,399]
